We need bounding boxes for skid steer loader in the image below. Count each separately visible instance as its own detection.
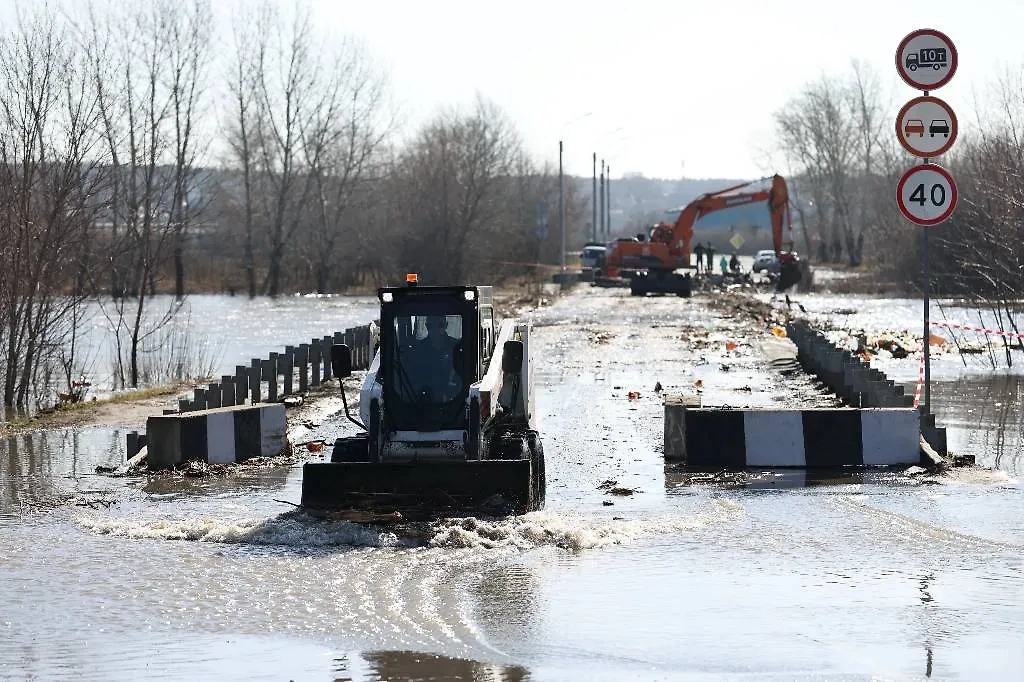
[300,274,545,519]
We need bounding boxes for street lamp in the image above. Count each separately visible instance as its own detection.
[559,112,593,273]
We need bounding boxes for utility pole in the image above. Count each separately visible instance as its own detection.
[606,164,612,235]
[559,140,565,272]
[599,160,605,237]
[592,153,597,242]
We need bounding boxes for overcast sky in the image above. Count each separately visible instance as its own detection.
[287,0,1024,180]
[5,0,1021,181]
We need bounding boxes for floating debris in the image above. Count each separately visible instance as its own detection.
[597,479,639,496]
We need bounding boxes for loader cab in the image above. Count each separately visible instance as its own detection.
[377,282,492,432]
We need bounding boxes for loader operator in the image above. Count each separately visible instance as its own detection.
[407,315,464,402]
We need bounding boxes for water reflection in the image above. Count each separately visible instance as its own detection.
[139,465,291,500]
[0,423,297,515]
[663,466,914,492]
[77,294,380,394]
[474,563,538,630]
[333,650,529,682]
[0,428,124,513]
[920,573,936,678]
[933,376,1024,475]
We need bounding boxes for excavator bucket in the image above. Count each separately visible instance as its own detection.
[777,260,803,291]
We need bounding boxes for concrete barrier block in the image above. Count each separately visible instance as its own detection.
[743,410,805,467]
[663,404,921,467]
[146,402,288,469]
[663,394,701,460]
[861,409,920,465]
[259,402,287,457]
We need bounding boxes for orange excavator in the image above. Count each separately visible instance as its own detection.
[600,174,804,296]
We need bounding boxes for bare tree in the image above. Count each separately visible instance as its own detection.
[80,0,212,388]
[226,0,377,297]
[224,4,267,298]
[301,42,393,293]
[775,65,887,264]
[0,4,103,409]
[165,0,213,300]
[390,96,524,284]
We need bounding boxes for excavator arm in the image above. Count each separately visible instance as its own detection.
[651,174,793,260]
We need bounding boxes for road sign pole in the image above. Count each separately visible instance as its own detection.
[922,87,931,415]
[923,221,930,413]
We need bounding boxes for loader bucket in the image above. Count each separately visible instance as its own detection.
[300,458,543,520]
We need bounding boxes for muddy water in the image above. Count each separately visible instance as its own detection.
[2,286,1022,680]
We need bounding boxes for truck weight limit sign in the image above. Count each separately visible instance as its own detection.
[897,164,957,226]
[896,28,958,90]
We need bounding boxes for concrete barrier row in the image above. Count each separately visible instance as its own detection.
[785,320,947,456]
[126,321,378,463]
[176,323,378,413]
[785,321,914,408]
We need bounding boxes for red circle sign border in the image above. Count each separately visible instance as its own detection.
[895,95,959,158]
[896,163,958,226]
[895,28,958,91]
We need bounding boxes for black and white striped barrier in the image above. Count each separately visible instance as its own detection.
[146,403,288,469]
[664,397,921,467]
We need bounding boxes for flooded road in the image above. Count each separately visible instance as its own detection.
[1,286,1022,680]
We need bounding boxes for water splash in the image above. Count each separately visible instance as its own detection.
[73,511,411,548]
[427,500,743,551]
[72,499,743,552]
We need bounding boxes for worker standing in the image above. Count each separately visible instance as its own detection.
[729,253,741,274]
[705,244,715,273]
[693,242,705,274]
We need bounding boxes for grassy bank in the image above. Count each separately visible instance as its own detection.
[0,383,195,437]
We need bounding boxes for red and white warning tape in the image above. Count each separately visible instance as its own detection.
[912,320,1024,406]
[929,320,1024,340]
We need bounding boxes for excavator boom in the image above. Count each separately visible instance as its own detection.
[601,174,805,293]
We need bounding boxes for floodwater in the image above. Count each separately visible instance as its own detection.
[1,285,1022,681]
[55,293,381,400]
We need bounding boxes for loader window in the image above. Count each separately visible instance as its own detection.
[408,314,463,343]
[387,311,471,428]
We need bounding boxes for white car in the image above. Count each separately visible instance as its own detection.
[751,250,779,273]
[580,245,606,269]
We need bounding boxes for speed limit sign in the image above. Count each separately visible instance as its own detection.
[896,163,957,226]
